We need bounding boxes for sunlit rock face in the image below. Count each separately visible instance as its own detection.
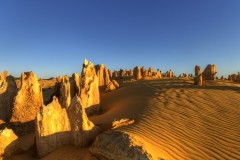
[155,69,162,78]
[0,128,18,159]
[148,67,154,77]
[105,80,120,92]
[133,66,142,80]
[90,130,153,160]
[194,65,203,86]
[35,97,72,157]
[141,67,148,78]
[80,59,100,115]
[70,73,81,98]
[58,76,71,109]
[202,64,217,80]
[11,72,43,123]
[95,64,110,87]
[165,69,174,78]
[0,71,17,122]
[67,96,100,146]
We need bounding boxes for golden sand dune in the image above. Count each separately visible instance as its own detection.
[92,79,240,160]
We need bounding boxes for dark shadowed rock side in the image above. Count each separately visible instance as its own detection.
[80,59,100,115]
[95,64,111,87]
[0,71,17,122]
[11,71,43,123]
[90,130,153,160]
[58,76,71,109]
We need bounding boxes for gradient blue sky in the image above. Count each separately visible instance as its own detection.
[0,0,239,78]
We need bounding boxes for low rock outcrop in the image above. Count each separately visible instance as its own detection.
[80,59,100,115]
[0,128,18,159]
[133,66,142,80]
[67,96,100,146]
[0,71,17,122]
[202,64,217,80]
[35,97,72,157]
[90,130,153,160]
[11,72,43,123]
[105,80,120,92]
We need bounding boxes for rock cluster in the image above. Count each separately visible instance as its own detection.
[202,64,217,80]
[0,71,17,122]
[80,59,100,115]
[11,72,43,123]
[165,69,174,78]
[228,72,240,82]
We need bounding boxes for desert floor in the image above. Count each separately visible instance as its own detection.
[12,78,240,160]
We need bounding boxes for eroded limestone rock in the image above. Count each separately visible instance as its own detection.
[95,64,111,87]
[59,76,71,109]
[11,72,43,123]
[105,80,120,92]
[133,66,142,80]
[202,64,217,80]
[70,73,81,98]
[194,65,203,86]
[0,71,17,122]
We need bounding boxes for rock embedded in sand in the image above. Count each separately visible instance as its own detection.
[11,72,43,123]
[194,65,203,86]
[35,97,72,157]
[0,71,17,122]
[80,59,100,115]
[0,128,18,159]
[133,66,142,80]
[67,96,100,146]
[59,76,71,109]
[90,130,153,160]
[202,64,217,80]
[95,64,111,87]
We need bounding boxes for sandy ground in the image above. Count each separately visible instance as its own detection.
[11,78,240,160]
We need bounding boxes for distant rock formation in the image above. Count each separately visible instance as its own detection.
[58,76,71,109]
[35,97,72,157]
[80,59,100,115]
[202,64,217,80]
[95,64,111,87]
[155,69,162,78]
[194,65,203,86]
[141,67,148,77]
[70,73,81,98]
[129,70,134,77]
[112,71,119,80]
[133,66,142,80]
[0,71,17,122]
[148,67,154,77]
[11,72,43,123]
[165,69,174,78]
[67,96,100,146]
[0,128,18,159]
[105,80,120,92]
[90,130,153,160]
[228,72,240,82]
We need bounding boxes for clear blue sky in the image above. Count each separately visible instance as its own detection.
[0,0,239,78]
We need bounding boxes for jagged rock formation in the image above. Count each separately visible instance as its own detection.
[202,64,217,80]
[90,130,153,160]
[0,71,17,122]
[165,69,174,78]
[35,97,72,157]
[80,59,100,115]
[148,67,154,77]
[67,96,100,146]
[70,73,81,98]
[133,66,142,80]
[0,128,18,159]
[95,64,111,87]
[194,65,203,86]
[11,72,43,123]
[58,76,71,109]
[105,80,120,92]
[155,69,162,78]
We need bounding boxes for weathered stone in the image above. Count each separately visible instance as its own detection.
[0,71,17,122]
[90,130,153,160]
[148,67,154,77]
[0,128,18,159]
[95,64,111,87]
[35,97,72,157]
[70,73,81,98]
[80,59,100,115]
[11,72,43,123]
[165,69,174,78]
[105,80,119,92]
[67,96,100,146]
[112,71,119,80]
[202,64,217,80]
[141,67,148,77]
[194,66,203,86]
[155,69,162,78]
[129,70,134,77]
[133,66,142,80]
[59,76,71,109]
[108,69,112,80]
